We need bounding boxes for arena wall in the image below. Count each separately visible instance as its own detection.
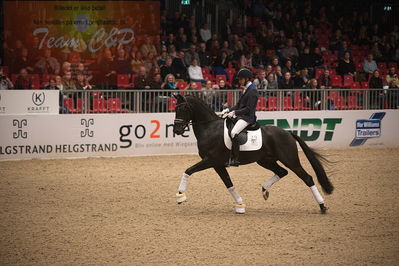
[0,110,398,161]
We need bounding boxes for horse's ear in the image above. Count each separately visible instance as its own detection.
[176,94,186,103]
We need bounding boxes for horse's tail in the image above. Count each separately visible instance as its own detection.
[291,133,334,194]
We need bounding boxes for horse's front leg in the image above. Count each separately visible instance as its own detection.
[176,159,213,204]
[214,166,245,214]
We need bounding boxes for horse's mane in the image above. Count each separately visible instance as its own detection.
[185,95,219,119]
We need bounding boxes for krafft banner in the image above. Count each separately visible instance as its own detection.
[0,110,398,160]
[4,1,159,61]
[0,90,60,115]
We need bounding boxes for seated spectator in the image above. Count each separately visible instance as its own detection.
[363,54,378,77]
[144,51,158,71]
[252,46,266,69]
[306,79,321,109]
[99,49,117,89]
[198,42,212,68]
[217,79,232,108]
[266,72,278,91]
[275,66,283,81]
[312,47,324,68]
[149,73,163,88]
[232,41,246,62]
[188,58,204,82]
[202,80,220,110]
[44,78,67,114]
[172,51,188,80]
[387,79,398,109]
[338,41,352,59]
[279,72,295,94]
[35,49,60,75]
[157,50,168,66]
[209,38,221,61]
[253,70,268,90]
[75,73,92,90]
[134,66,150,89]
[61,61,72,76]
[386,67,398,87]
[131,51,145,74]
[199,23,211,42]
[0,69,13,90]
[140,36,157,59]
[13,48,35,74]
[369,70,384,108]
[220,41,233,57]
[160,57,174,80]
[168,44,178,58]
[271,57,280,69]
[176,34,190,52]
[44,78,59,90]
[14,68,32,90]
[318,69,332,89]
[281,39,299,61]
[62,72,76,91]
[369,70,384,88]
[218,79,231,90]
[184,44,200,66]
[115,48,131,74]
[239,52,253,69]
[298,47,314,71]
[265,65,273,76]
[337,52,356,76]
[282,59,296,77]
[213,51,230,69]
[55,75,64,91]
[74,63,92,82]
[186,81,199,90]
[295,68,310,88]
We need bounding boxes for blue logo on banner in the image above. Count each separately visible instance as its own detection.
[350,112,385,146]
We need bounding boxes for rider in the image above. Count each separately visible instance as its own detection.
[222,68,259,166]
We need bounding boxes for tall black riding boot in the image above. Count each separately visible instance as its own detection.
[227,136,240,167]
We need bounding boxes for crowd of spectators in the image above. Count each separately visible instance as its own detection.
[0,0,398,108]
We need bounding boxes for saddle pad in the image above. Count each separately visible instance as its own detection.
[224,119,262,151]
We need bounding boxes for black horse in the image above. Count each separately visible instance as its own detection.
[173,94,334,214]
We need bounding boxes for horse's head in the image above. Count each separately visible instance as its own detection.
[173,94,192,135]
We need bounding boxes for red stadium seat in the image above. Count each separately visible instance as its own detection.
[177,81,188,90]
[64,98,77,113]
[315,68,324,79]
[107,98,129,113]
[283,96,293,110]
[90,98,107,113]
[225,68,236,81]
[215,74,227,83]
[347,95,363,109]
[267,97,277,111]
[331,96,347,110]
[194,81,202,90]
[167,97,177,112]
[256,97,267,111]
[201,68,210,75]
[361,82,369,89]
[203,73,214,82]
[294,91,311,110]
[331,75,342,88]
[117,74,131,89]
[342,75,354,88]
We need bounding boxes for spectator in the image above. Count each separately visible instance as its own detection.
[363,54,378,77]
[218,79,232,108]
[134,66,150,89]
[220,41,233,57]
[131,51,145,74]
[44,78,67,114]
[239,52,253,69]
[13,48,35,74]
[282,59,296,77]
[387,79,398,109]
[144,52,158,71]
[35,49,60,75]
[149,73,163,88]
[337,52,355,76]
[99,49,117,89]
[275,66,283,81]
[186,81,199,90]
[266,72,278,91]
[306,79,321,109]
[386,67,398,87]
[75,73,92,90]
[202,80,219,110]
[253,70,268,90]
[232,41,247,62]
[14,68,32,90]
[318,69,332,89]
[61,61,72,76]
[0,69,13,90]
[172,51,188,80]
[252,46,266,69]
[213,51,230,69]
[311,47,324,68]
[160,57,174,80]
[176,34,190,52]
[298,47,314,71]
[338,41,352,59]
[368,70,385,108]
[75,63,92,82]
[279,72,295,93]
[62,72,76,91]
[281,39,299,61]
[295,68,310,88]
[184,44,200,66]
[140,36,157,59]
[188,58,204,82]
[168,44,178,58]
[55,75,64,91]
[198,42,212,68]
[115,48,131,74]
[199,23,211,42]
[44,78,59,90]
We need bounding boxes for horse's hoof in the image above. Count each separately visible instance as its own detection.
[234,203,246,214]
[262,187,269,200]
[319,204,328,214]
[176,192,187,204]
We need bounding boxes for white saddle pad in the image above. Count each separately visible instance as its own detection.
[224,119,262,151]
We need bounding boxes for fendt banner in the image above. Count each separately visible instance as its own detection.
[4,1,159,64]
[0,90,60,115]
[0,110,398,160]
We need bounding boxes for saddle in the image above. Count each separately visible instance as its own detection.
[226,118,261,145]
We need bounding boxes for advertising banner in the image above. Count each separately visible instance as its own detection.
[0,90,60,115]
[0,110,398,161]
[4,1,160,64]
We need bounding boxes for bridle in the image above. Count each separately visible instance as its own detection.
[174,102,192,131]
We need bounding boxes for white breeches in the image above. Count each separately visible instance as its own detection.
[231,119,250,138]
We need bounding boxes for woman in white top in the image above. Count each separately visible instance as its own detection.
[199,23,211,42]
[188,58,204,82]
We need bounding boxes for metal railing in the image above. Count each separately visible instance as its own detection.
[59,88,399,114]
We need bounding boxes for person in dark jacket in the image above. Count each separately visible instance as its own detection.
[221,68,258,167]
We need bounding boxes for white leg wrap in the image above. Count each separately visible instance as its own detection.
[262,174,280,190]
[228,186,243,204]
[178,173,190,193]
[310,185,324,205]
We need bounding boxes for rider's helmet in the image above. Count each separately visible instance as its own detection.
[236,68,253,79]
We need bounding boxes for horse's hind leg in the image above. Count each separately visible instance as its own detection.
[280,155,327,214]
[214,166,246,214]
[257,160,288,200]
[176,159,213,204]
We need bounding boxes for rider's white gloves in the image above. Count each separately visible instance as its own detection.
[227,111,236,118]
[221,108,230,118]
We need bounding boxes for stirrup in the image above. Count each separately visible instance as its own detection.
[226,157,240,167]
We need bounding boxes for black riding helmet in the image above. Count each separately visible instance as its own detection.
[236,68,253,79]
